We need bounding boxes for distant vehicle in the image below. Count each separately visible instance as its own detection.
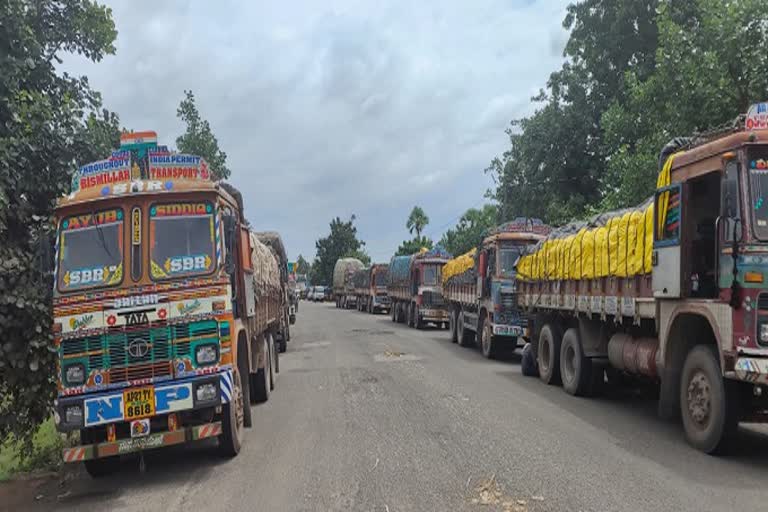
[308,286,326,302]
[333,258,365,308]
[389,247,452,329]
[323,287,333,301]
[353,264,390,314]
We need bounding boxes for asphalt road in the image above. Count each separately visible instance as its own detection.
[25,301,768,511]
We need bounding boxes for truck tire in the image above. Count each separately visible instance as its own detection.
[251,338,271,403]
[537,323,562,385]
[680,345,740,454]
[406,303,412,327]
[560,328,592,396]
[391,303,397,322]
[480,317,500,359]
[458,312,475,347]
[450,308,459,343]
[521,343,538,377]
[219,363,246,456]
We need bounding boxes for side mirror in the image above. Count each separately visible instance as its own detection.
[722,161,742,242]
[37,230,55,278]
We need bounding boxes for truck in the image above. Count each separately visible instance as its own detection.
[53,131,284,476]
[443,219,549,358]
[333,257,364,309]
[254,231,294,353]
[388,247,452,329]
[515,103,768,453]
[352,264,391,314]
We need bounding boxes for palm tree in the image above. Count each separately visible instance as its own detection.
[406,206,429,238]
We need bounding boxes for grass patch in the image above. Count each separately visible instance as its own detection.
[0,419,63,481]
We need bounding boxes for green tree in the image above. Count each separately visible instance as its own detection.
[0,0,119,442]
[312,216,367,285]
[176,90,230,180]
[439,204,498,256]
[488,0,659,224]
[601,0,768,207]
[295,254,310,275]
[406,206,429,238]
[395,236,433,256]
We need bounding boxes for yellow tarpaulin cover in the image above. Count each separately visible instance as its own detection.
[518,199,655,282]
[442,248,477,284]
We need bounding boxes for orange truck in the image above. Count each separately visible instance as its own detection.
[53,132,285,476]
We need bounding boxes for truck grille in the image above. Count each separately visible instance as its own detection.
[60,319,219,386]
[497,292,526,326]
[421,291,446,307]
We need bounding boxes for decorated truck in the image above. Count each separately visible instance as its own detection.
[388,247,452,329]
[53,131,283,476]
[333,257,364,309]
[443,219,549,358]
[515,103,768,453]
[352,264,391,314]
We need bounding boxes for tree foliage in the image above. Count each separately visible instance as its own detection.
[311,216,367,285]
[488,0,659,224]
[395,236,433,256]
[0,0,119,442]
[490,0,768,224]
[176,90,230,180]
[439,204,498,256]
[601,0,768,207]
[406,206,429,238]
[295,254,310,275]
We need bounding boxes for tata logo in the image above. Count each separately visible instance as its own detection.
[117,308,151,326]
[127,338,150,359]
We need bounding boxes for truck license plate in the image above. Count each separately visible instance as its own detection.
[124,386,155,420]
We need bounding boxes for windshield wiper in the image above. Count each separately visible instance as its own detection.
[91,209,115,260]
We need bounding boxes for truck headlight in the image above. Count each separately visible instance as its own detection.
[760,323,768,343]
[65,405,83,426]
[65,364,85,385]
[196,382,218,402]
[195,344,218,365]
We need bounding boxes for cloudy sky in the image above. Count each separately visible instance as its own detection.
[65,0,570,262]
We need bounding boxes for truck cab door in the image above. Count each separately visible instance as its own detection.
[652,183,683,298]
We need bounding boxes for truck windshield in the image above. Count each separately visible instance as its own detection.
[422,264,441,286]
[57,209,124,292]
[499,245,525,277]
[749,148,768,239]
[149,202,217,280]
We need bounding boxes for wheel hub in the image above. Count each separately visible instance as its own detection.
[563,344,576,382]
[687,370,711,426]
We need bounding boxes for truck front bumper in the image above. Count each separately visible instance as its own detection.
[62,421,223,463]
[418,309,449,322]
[491,324,527,338]
[732,356,768,384]
[54,370,233,433]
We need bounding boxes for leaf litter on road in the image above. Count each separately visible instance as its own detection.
[469,474,546,512]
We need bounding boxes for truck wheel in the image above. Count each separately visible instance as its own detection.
[537,324,562,385]
[391,303,397,322]
[521,343,538,377]
[458,312,475,347]
[560,328,592,396]
[219,365,245,456]
[680,345,740,454]
[480,318,499,359]
[251,338,271,403]
[406,303,412,327]
[450,309,459,343]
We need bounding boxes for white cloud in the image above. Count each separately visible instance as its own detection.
[64,0,569,262]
